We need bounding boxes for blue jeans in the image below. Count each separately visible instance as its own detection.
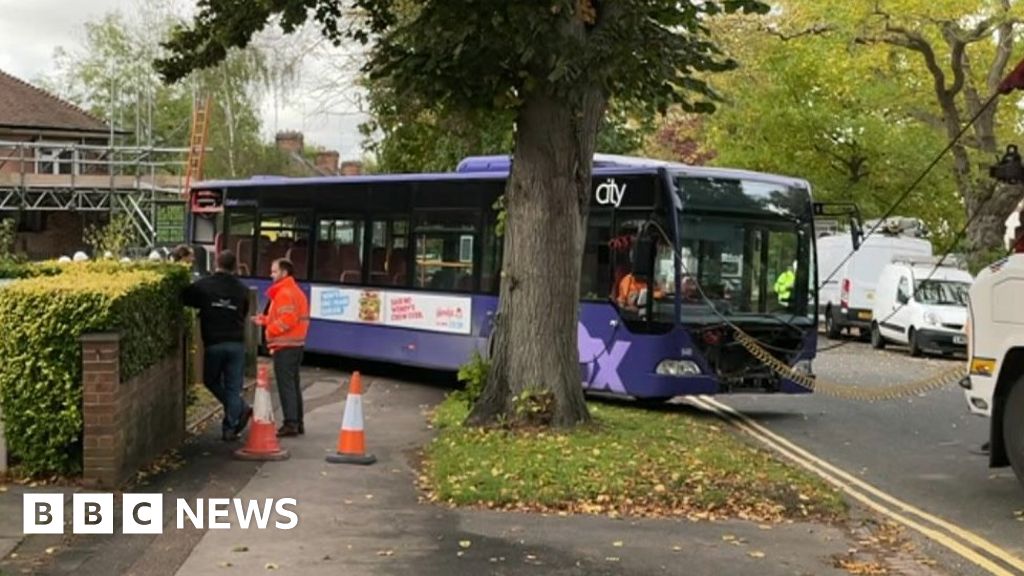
[203,342,249,433]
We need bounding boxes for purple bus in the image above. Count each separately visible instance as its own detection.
[186,154,818,401]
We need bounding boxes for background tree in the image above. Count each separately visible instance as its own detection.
[680,1,1024,260]
[361,84,653,174]
[157,0,767,428]
[43,5,307,180]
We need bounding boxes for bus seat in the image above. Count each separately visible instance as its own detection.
[339,244,362,283]
[286,246,309,280]
[388,250,407,285]
[236,238,253,276]
[314,242,339,281]
[370,247,387,272]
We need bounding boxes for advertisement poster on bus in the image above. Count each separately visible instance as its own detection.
[310,286,472,335]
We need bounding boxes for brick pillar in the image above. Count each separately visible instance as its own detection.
[81,333,122,488]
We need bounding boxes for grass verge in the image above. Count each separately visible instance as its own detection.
[421,394,847,523]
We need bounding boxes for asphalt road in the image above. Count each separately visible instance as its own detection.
[712,336,1024,573]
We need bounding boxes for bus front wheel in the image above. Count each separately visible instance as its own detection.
[1002,378,1024,489]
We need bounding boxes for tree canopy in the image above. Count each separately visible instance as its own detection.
[664,0,1024,256]
[157,0,768,428]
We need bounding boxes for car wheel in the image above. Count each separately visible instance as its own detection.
[1003,378,1024,490]
[870,323,885,349]
[825,306,842,340]
[908,328,922,357]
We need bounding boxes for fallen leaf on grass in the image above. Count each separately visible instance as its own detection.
[232,546,249,553]
[265,563,278,570]
[377,550,394,557]
[44,547,58,555]
[612,541,623,547]
[605,557,620,562]
[217,561,233,568]
[458,540,472,549]
[672,546,682,551]
[749,551,765,558]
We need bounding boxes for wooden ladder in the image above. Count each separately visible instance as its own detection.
[182,96,212,197]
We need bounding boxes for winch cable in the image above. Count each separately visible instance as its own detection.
[646,221,968,401]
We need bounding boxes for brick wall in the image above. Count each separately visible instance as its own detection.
[81,332,185,488]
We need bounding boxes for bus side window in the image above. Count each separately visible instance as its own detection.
[481,217,502,294]
[314,217,363,284]
[368,219,410,287]
[580,211,612,300]
[226,211,256,276]
[257,212,311,279]
[413,212,477,292]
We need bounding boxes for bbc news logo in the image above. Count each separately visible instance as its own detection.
[24,494,298,534]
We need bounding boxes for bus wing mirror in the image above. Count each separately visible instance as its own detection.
[631,235,656,281]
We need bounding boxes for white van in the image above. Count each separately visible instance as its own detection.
[869,256,972,356]
[818,233,933,339]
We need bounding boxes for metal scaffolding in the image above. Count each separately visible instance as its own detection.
[0,140,191,248]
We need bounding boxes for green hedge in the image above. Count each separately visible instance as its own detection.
[0,260,61,280]
[0,261,189,475]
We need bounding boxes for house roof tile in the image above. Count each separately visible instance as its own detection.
[0,69,111,134]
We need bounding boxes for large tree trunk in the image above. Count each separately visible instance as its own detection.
[965,178,1024,257]
[934,91,1022,260]
[467,88,606,428]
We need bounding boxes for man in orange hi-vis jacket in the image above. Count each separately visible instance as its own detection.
[253,258,310,437]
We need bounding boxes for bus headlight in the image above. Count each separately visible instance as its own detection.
[655,360,701,376]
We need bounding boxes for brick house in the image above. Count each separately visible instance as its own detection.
[0,69,187,259]
[0,69,127,258]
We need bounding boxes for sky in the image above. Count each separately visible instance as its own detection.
[0,0,369,162]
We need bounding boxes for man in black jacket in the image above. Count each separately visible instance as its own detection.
[183,250,253,441]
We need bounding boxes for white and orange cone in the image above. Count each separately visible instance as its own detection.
[234,364,289,461]
[326,371,376,465]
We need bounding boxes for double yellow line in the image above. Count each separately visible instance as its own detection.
[690,396,1024,576]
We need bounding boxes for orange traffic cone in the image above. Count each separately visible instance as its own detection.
[234,364,289,461]
[326,371,376,465]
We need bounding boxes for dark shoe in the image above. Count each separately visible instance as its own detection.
[970,441,990,456]
[298,423,305,435]
[277,424,300,437]
[222,430,240,442]
[234,406,253,435]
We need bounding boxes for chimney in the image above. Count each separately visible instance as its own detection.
[315,150,340,175]
[275,131,304,154]
[340,160,363,176]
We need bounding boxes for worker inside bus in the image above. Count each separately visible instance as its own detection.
[611,225,669,312]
